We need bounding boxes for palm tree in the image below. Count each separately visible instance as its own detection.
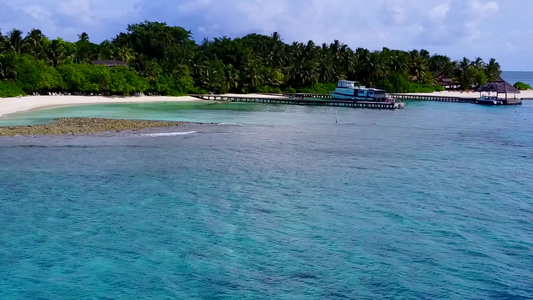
[318,55,336,83]
[114,46,135,62]
[419,49,430,61]
[485,58,501,81]
[271,32,281,43]
[368,52,389,85]
[135,55,162,81]
[225,64,240,91]
[353,48,371,83]
[389,53,408,76]
[289,58,319,86]
[458,57,471,71]
[0,53,17,80]
[471,57,485,69]
[97,40,114,60]
[409,56,429,82]
[0,30,8,54]
[356,51,389,86]
[304,40,317,59]
[429,54,453,77]
[330,40,341,59]
[242,59,266,88]
[340,50,356,80]
[288,42,304,61]
[24,29,46,57]
[46,39,66,67]
[78,32,90,43]
[7,29,24,54]
[265,43,286,69]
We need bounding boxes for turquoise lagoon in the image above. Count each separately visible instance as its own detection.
[0,101,532,299]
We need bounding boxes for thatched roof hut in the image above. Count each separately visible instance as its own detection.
[477,78,520,99]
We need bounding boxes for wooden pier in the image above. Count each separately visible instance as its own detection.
[390,94,475,103]
[282,93,473,102]
[269,92,523,105]
[192,95,405,109]
[389,94,522,105]
[287,93,333,99]
[192,93,522,109]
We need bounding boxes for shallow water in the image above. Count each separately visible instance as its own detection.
[1,101,532,299]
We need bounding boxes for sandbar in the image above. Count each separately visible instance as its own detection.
[0,117,190,137]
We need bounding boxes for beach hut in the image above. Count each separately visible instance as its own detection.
[437,76,460,90]
[477,78,520,100]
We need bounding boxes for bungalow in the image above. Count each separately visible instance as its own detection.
[437,76,460,90]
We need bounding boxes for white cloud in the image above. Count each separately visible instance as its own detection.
[178,0,212,13]
[23,4,52,21]
[58,0,93,24]
[0,0,532,69]
[429,3,450,19]
[383,0,409,25]
[471,0,499,16]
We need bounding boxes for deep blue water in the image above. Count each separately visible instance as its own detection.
[1,101,533,299]
[501,71,533,87]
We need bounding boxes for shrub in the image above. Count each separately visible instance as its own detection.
[108,67,148,95]
[189,86,209,95]
[377,73,441,93]
[15,55,62,93]
[284,87,296,94]
[57,63,87,92]
[255,86,282,93]
[0,81,26,98]
[513,81,532,90]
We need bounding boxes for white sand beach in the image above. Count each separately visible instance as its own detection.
[0,95,206,118]
[0,93,292,119]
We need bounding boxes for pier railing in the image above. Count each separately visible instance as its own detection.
[191,93,523,107]
[389,94,522,105]
[264,92,477,103]
[389,94,476,103]
[191,95,405,109]
[260,92,524,104]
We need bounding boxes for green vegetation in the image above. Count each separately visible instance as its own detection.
[0,81,25,97]
[0,22,502,97]
[513,81,532,90]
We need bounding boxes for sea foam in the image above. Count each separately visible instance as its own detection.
[141,131,196,137]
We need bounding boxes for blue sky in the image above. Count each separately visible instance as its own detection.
[0,0,531,70]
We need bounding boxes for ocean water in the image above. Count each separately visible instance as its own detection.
[1,101,533,299]
[501,71,533,87]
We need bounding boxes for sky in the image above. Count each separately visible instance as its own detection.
[0,0,532,70]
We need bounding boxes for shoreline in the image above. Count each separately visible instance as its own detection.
[1,92,530,123]
[0,93,287,119]
[0,95,209,119]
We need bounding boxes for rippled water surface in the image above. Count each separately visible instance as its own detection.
[1,101,532,299]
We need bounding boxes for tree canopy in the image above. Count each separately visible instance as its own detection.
[0,21,503,97]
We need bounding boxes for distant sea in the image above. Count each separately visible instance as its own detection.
[501,70,533,87]
[1,101,532,299]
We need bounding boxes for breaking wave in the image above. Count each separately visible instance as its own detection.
[141,131,196,137]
